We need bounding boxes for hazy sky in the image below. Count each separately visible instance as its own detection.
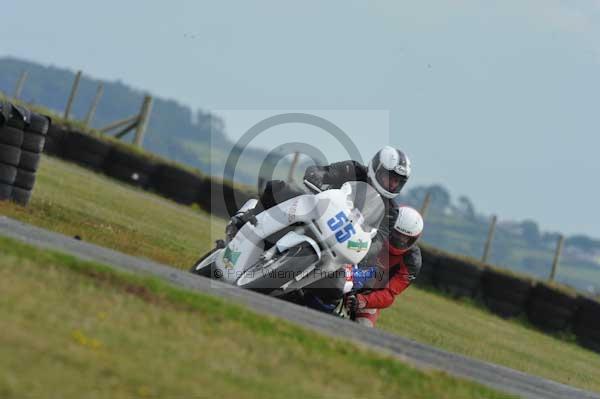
[2,1,599,237]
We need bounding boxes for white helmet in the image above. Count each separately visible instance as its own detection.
[367,146,411,199]
[390,206,423,253]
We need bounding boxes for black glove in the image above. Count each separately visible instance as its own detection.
[346,294,359,314]
[304,166,328,192]
[231,210,258,228]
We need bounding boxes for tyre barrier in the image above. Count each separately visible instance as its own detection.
[433,252,484,298]
[32,124,600,353]
[43,124,67,157]
[415,245,438,287]
[197,178,254,220]
[148,164,206,205]
[574,296,600,351]
[481,268,533,318]
[62,130,112,171]
[0,101,49,205]
[103,146,157,189]
[527,282,579,332]
[43,126,251,218]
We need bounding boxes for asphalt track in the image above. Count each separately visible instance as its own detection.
[1,216,598,399]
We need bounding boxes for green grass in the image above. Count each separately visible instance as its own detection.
[0,235,512,399]
[0,157,225,268]
[378,288,600,391]
[1,156,599,393]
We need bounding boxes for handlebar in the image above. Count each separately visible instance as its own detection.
[303,179,322,193]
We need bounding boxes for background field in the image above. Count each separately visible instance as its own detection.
[3,56,599,295]
[0,156,599,393]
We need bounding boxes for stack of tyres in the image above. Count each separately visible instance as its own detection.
[0,102,49,205]
[0,103,23,201]
[13,112,49,205]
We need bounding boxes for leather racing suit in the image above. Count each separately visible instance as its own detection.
[353,242,422,327]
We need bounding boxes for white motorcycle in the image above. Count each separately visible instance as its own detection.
[190,181,385,299]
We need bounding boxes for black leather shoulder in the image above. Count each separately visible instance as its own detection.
[403,245,422,281]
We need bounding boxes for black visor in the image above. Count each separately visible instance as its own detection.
[390,230,419,250]
[375,168,407,195]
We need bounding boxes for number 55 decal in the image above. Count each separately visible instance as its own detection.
[327,211,356,243]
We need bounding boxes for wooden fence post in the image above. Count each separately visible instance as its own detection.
[14,71,28,100]
[287,152,300,183]
[114,120,141,139]
[420,191,432,219]
[64,70,82,120]
[84,84,104,127]
[481,215,498,263]
[549,235,564,282]
[133,95,153,147]
[99,114,139,133]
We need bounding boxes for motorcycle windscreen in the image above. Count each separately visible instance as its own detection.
[341,181,385,233]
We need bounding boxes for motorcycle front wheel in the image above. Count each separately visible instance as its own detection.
[236,243,319,294]
[189,247,220,278]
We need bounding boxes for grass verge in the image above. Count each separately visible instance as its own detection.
[0,235,513,399]
[378,287,600,391]
[0,157,225,268]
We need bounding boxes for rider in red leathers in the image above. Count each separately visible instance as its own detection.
[347,206,423,327]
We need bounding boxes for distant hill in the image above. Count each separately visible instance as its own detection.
[0,56,302,185]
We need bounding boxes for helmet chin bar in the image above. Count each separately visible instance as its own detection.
[367,160,405,199]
